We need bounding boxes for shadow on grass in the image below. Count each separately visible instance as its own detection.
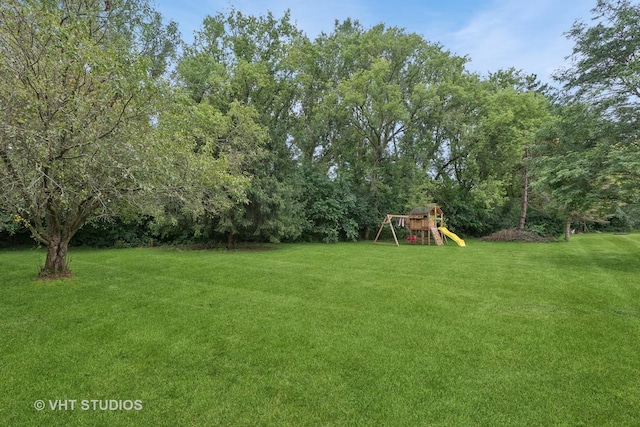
[164,242,280,252]
[550,252,640,273]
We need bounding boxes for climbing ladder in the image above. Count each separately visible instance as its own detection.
[430,226,443,246]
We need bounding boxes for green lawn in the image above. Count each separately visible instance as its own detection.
[1,234,640,426]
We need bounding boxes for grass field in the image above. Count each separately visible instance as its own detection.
[1,233,640,426]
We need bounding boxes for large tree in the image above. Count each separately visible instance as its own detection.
[557,0,640,203]
[177,9,307,244]
[531,103,615,241]
[477,75,552,231]
[303,21,471,235]
[0,0,179,276]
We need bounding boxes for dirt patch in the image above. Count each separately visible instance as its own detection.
[482,229,554,243]
[37,271,74,281]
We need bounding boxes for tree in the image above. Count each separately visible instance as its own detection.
[341,25,420,207]
[557,0,640,203]
[0,0,178,276]
[314,22,470,235]
[530,103,615,241]
[177,9,307,244]
[299,165,360,243]
[290,20,379,238]
[407,70,553,236]
[150,92,267,244]
[477,80,552,231]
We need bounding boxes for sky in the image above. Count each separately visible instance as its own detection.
[152,0,597,83]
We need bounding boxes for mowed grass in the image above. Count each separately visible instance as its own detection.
[1,234,640,426]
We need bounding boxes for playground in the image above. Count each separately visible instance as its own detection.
[373,204,466,247]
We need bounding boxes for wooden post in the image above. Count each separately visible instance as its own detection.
[374,214,413,246]
[374,214,401,246]
[390,217,400,246]
[373,215,389,244]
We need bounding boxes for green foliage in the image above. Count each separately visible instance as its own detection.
[475,87,551,182]
[230,175,307,243]
[177,8,306,244]
[300,167,360,243]
[329,23,469,220]
[0,211,22,237]
[560,0,640,118]
[153,91,266,224]
[0,210,32,247]
[71,217,154,248]
[0,0,182,273]
[522,207,565,237]
[530,102,615,238]
[557,0,640,204]
[595,204,640,232]
[3,2,631,250]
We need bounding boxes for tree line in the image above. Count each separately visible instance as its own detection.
[1,0,639,276]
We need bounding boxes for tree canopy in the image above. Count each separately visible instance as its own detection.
[1,0,638,274]
[544,0,640,238]
[0,0,248,275]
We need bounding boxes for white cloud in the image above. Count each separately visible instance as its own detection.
[442,0,593,81]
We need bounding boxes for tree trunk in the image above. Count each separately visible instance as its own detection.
[564,217,572,242]
[518,171,528,230]
[41,236,71,277]
[363,227,370,241]
[518,149,529,230]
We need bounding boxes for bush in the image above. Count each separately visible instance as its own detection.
[71,217,154,248]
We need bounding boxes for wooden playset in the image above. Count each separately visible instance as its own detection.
[373,204,465,247]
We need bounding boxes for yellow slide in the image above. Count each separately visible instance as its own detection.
[438,227,466,247]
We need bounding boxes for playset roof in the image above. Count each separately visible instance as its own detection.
[409,204,443,215]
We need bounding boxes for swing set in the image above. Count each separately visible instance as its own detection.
[373,204,445,246]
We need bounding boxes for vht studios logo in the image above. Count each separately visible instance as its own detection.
[34,399,143,411]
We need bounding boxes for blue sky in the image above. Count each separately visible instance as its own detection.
[152,0,596,83]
